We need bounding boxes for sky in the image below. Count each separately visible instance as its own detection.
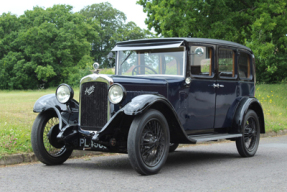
[0,0,149,29]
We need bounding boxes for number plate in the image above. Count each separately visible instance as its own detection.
[79,138,107,150]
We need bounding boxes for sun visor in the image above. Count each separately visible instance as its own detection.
[111,40,184,51]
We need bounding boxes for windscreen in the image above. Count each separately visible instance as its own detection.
[117,47,185,76]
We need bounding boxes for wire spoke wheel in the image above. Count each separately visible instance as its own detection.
[140,119,165,167]
[243,117,257,152]
[128,109,170,175]
[236,110,260,157]
[42,117,66,157]
[31,112,73,165]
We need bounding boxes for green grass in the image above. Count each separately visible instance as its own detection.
[99,68,114,74]
[255,84,287,132]
[0,83,286,155]
[0,88,79,156]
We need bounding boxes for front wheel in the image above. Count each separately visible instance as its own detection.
[128,109,170,175]
[236,110,260,157]
[31,111,73,165]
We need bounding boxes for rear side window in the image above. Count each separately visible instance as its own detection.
[218,48,235,78]
[238,52,251,79]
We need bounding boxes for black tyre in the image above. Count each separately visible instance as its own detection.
[128,109,170,175]
[31,111,73,165]
[169,143,179,152]
[236,110,260,157]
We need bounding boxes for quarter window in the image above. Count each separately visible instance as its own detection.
[189,46,213,76]
[238,52,251,78]
[218,48,235,78]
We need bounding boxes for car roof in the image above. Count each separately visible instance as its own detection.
[115,37,252,52]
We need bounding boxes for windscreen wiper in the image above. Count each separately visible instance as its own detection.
[120,51,134,66]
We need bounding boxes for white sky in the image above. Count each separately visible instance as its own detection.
[0,0,148,29]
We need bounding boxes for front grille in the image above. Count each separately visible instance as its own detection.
[80,82,108,130]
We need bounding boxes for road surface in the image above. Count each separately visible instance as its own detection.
[1,135,287,192]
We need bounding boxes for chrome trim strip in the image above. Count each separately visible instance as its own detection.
[116,51,119,76]
[111,41,184,51]
[79,74,114,128]
[183,46,186,78]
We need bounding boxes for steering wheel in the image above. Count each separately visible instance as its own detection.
[132,66,157,75]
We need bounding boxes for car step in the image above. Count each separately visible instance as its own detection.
[188,133,242,143]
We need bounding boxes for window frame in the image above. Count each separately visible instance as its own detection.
[116,47,186,77]
[188,43,215,79]
[237,49,253,81]
[217,46,238,80]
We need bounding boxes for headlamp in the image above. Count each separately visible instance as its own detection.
[56,84,74,104]
[108,84,126,104]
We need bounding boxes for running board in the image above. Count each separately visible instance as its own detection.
[188,133,242,143]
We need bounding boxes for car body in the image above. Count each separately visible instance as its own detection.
[31,38,265,175]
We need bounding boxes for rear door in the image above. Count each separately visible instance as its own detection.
[214,47,239,128]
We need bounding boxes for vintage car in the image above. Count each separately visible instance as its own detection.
[31,38,265,175]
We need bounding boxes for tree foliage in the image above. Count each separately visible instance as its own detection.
[0,5,99,89]
[0,3,152,89]
[138,0,287,83]
[80,2,153,68]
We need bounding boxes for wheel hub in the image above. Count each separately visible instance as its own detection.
[47,124,65,149]
[140,119,166,167]
[243,117,257,151]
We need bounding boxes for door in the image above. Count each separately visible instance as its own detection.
[184,45,216,133]
[214,47,238,128]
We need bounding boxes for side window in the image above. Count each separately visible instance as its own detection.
[218,48,235,78]
[238,52,251,79]
[190,46,213,76]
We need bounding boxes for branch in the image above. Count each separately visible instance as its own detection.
[240,21,250,27]
[238,0,251,8]
[239,6,257,13]
[272,6,286,17]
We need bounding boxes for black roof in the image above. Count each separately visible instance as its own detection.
[115,37,251,52]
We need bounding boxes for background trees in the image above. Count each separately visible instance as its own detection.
[138,0,287,83]
[1,1,285,89]
[80,2,152,68]
[0,3,151,89]
[0,5,99,89]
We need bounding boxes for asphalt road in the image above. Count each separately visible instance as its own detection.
[1,135,287,192]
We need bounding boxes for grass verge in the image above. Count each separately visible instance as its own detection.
[255,84,287,132]
[0,88,79,156]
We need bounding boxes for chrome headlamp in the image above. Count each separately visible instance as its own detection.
[56,84,74,104]
[108,84,126,104]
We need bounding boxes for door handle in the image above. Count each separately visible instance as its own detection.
[212,84,224,88]
[212,83,219,88]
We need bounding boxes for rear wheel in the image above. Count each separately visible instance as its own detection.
[236,110,260,157]
[169,143,179,152]
[31,111,73,165]
[128,109,170,175]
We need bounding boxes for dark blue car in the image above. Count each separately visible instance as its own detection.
[31,38,265,175]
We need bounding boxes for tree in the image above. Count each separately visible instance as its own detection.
[138,0,287,83]
[80,2,153,68]
[0,3,154,89]
[0,13,26,89]
[0,5,100,89]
